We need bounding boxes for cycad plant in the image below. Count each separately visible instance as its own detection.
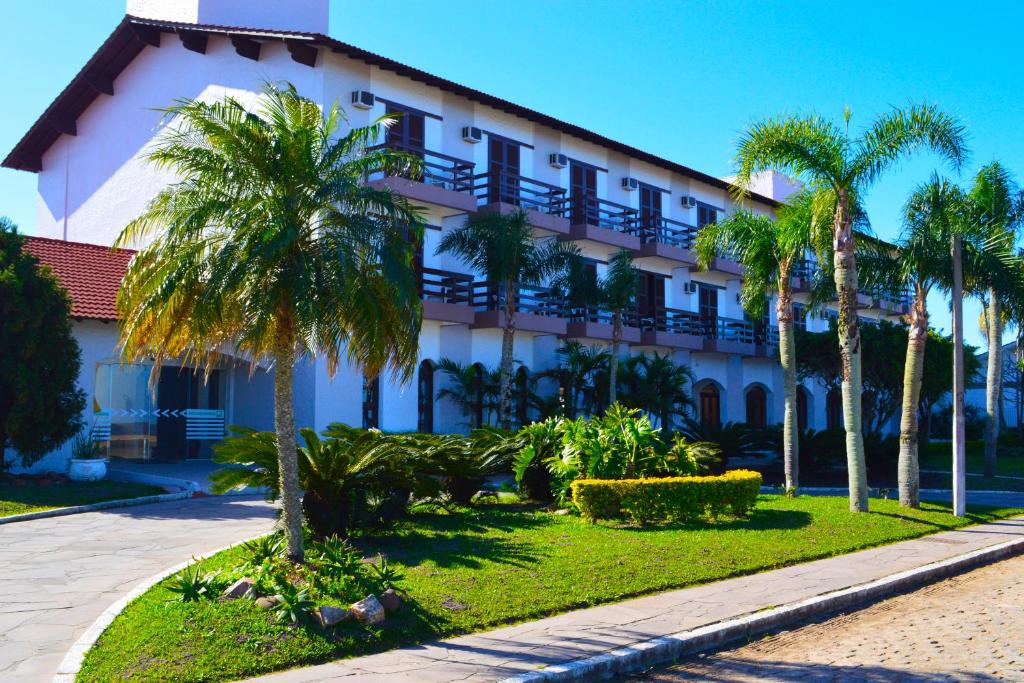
[437,210,579,429]
[695,189,826,492]
[733,104,968,511]
[117,83,426,560]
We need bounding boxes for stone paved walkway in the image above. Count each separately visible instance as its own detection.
[632,553,1024,682]
[249,514,1024,683]
[0,495,277,682]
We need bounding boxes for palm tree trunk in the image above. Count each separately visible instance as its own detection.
[609,309,622,406]
[498,279,517,430]
[951,233,967,517]
[984,293,1002,477]
[832,194,869,512]
[776,279,799,493]
[273,330,304,562]
[897,285,928,508]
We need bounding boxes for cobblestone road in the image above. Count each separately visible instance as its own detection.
[628,555,1024,682]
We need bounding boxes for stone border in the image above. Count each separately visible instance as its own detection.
[0,490,191,525]
[53,529,272,683]
[498,535,1024,682]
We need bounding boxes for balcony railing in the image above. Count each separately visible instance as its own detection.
[565,195,640,234]
[369,142,476,193]
[567,305,639,327]
[420,267,474,305]
[754,324,779,347]
[471,170,569,215]
[640,306,705,336]
[638,216,699,250]
[790,258,816,280]
[710,316,757,344]
[471,282,567,317]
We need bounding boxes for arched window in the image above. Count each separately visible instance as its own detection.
[745,386,767,429]
[515,366,530,428]
[362,375,381,429]
[826,388,843,430]
[699,383,721,426]
[417,360,434,433]
[796,386,809,431]
[471,362,486,428]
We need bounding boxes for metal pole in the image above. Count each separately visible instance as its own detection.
[951,233,967,516]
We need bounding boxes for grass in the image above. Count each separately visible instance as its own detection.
[80,495,1023,682]
[921,440,1024,478]
[0,478,166,518]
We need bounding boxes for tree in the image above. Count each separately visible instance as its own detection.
[115,83,426,562]
[599,251,639,405]
[437,210,578,429]
[617,352,695,430]
[734,104,968,511]
[539,341,609,418]
[0,219,86,469]
[435,358,501,428]
[695,189,826,492]
[918,331,980,447]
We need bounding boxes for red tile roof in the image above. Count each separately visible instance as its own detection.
[22,236,134,321]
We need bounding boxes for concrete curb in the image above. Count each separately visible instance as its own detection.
[0,490,191,526]
[497,535,1024,682]
[53,529,274,683]
[106,467,202,493]
[920,468,1024,482]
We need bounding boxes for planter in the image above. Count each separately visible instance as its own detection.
[69,458,107,482]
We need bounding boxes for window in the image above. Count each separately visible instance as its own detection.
[636,271,666,315]
[385,104,425,152]
[792,303,807,332]
[826,388,843,430]
[797,386,809,431]
[639,183,663,234]
[745,386,767,428]
[699,284,719,337]
[515,366,530,427]
[488,136,521,205]
[362,375,381,429]
[699,384,721,425]
[570,161,598,225]
[417,360,434,433]
[697,203,718,228]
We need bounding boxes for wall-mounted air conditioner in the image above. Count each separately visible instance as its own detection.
[549,153,568,169]
[351,90,375,109]
[684,282,698,295]
[622,177,639,191]
[462,126,483,143]
[680,195,697,209]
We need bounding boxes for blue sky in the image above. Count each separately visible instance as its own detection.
[3,0,1023,349]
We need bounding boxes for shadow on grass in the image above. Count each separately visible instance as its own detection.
[600,508,815,534]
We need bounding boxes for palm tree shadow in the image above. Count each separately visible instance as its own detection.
[616,508,814,533]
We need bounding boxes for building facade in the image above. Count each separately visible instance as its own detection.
[3,0,907,470]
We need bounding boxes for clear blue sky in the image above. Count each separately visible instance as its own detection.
[3,0,1023,349]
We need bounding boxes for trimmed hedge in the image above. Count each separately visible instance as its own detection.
[571,470,763,524]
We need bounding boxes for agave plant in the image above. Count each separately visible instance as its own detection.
[166,564,220,603]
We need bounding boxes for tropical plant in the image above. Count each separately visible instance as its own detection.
[0,219,86,470]
[241,534,285,567]
[310,535,363,580]
[539,342,610,417]
[617,352,695,430]
[435,358,501,428]
[437,209,579,429]
[70,429,105,460]
[695,189,826,492]
[166,564,220,603]
[407,429,513,504]
[677,419,775,473]
[733,103,969,511]
[115,83,427,561]
[273,583,316,626]
[366,554,405,591]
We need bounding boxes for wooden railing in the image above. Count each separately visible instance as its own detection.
[566,305,639,327]
[369,142,476,193]
[638,216,699,249]
[420,267,474,305]
[471,170,569,215]
[470,281,567,317]
[565,195,640,233]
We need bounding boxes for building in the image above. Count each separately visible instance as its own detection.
[2,0,907,471]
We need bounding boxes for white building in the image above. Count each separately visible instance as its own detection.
[2,0,907,471]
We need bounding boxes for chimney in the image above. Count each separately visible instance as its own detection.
[126,0,330,35]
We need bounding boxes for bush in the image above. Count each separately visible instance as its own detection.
[931,404,986,440]
[796,428,847,474]
[677,420,776,473]
[571,470,762,525]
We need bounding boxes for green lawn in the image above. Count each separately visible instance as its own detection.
[80,496,1023,683]
[921,441,1024,478]
[0,479,166,518]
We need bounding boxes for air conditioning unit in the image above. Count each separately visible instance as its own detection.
[684,282,698,295]
[549,153,568,169]
[462,126,483,143]
[680,195,697,209]
[351,90,375,110]
[621,177,639,191]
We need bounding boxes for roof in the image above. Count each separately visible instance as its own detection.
[2,15,780,209]
[22,236,133,321]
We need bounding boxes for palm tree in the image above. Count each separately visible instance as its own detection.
[733,104,968,512]
[695,189,825,493]
[437,210,578,429]
[116,83,426,562]
[435,358,501,428]
[540,341,610,417]
[617,352,695,430]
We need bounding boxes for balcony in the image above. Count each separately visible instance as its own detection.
[859,285,913,316]
[471,171,570,235]
[368,143,477,214]
[754,324,780,357]
[421,267,475,325]
[638,306,705,350]
[470,282,567,335]
[702,317,757,354]
[790,259,817,292]
[565,306,641,343]
[637,216,699,265]
[561,196,642,250]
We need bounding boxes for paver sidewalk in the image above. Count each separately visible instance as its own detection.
[250,514,1024,683]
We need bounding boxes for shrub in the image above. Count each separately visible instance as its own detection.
[571,470,762,525]
[677,420,775,473]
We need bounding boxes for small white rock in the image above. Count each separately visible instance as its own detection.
[351,595,386,625]
[318,605,352,627]
[222,577,254,599]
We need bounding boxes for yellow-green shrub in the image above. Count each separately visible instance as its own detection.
[570,470,762,524]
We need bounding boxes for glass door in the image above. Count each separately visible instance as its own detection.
[570,161,597,225]
[488,136,520,204]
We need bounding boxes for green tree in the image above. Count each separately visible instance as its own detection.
[617,352,695,430]
[599,251,639,405]
[115,83,426,562]
[695,189,826,492]
[437,210,578,429]
[734,104,968,511]
[539,341,609,418]
[435,358,501,428]
[0,220,85,469]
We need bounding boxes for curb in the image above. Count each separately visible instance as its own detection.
[106,467,202,493]
[53,529,274,683]
[0,490,191,526]
[497,534,1024,682]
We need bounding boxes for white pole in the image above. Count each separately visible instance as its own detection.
[951,233,967,516]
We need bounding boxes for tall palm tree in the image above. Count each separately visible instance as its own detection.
[695,189,825,493]
[437,210,578,429]
[539,341,610,417]
[969,162,1023,477]
[435,358,501,428]
[733,104,968,512]
[116,83,426,562]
